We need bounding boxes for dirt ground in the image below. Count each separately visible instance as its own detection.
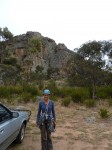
[8,101,112,150]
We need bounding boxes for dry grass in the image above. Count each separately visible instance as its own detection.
[7,101,112,150]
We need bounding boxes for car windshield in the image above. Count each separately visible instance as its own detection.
[0,105,11,123]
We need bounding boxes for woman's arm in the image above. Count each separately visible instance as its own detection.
[36,102,41,124]
[52,102,56,122]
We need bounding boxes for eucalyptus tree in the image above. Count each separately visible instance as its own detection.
[101,40,112,71]
[0,27,13,63]
[0,64,19,85]
[77,41,106,99]
[67,41,107,99]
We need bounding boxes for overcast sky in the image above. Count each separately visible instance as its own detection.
[0,0,112,50]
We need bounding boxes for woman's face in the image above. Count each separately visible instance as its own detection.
[44,94,49,101]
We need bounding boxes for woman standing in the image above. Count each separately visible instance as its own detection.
[36,89,56,150]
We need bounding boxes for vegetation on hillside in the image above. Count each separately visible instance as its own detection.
[0,27,112,105]
[67,41,112,99]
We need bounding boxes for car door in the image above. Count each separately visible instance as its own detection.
[0,104,19,150]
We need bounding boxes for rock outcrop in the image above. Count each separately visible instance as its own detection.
[5,31,75,78]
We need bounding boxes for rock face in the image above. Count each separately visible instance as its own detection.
[6,31,74,78]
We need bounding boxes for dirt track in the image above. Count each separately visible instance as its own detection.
[8,102,112,150]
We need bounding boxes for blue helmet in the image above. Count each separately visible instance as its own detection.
[43,89,50,95]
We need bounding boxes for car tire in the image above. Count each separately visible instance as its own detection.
[15,123,26,144]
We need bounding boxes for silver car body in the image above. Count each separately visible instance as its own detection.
[0,104,30,150]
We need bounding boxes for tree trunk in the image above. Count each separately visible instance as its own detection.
[92,80,96,99]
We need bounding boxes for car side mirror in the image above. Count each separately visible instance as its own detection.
[12,112,19,118]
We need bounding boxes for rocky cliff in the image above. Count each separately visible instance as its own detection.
[4,31,75,79]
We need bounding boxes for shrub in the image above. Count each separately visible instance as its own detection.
[22,93,32,103]
[56,88,67,98]
[71,88,90,103]
[99,108,110,118]
[7,86,23,95]
[62,97,72,107]
[45,80,58,96]
[32,96,37,102]
[96,86,112,99]
[38,83,44,90]
[84,99,96,107]
[54,87,90,102]
[0,86,10,98]
[50,95,57,102]
[0,85,40,102]
[57,87,75,98]
[0,86,23,98]
[96,90,109,99]
[71,92,82,103]
[3,57,17,65]
[106,86,112,97]
[23,85,38,96]
[14,86,23,94]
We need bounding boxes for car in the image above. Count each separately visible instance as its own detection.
[0,103,31,150]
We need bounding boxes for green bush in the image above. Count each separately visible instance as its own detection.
[50,95,57,102]
[53,87,90,102]
[57,87,75,98]
[0,85,40,102]
[99,108,110,118]
[0,86,22,98]
[22,93,32,103]
[84,99,96,107]
[3,57,17,65]
[38,83,44,90]
[62,97,72,107]
[45,80,58,96]
[71,88,90,103]
[7,86,23,95]
[22,85,38,96]
[64,87,74,97]
[0,86,10,98]
[96,89,109,99]
[96,86,112,99]
[14,86,23,94]
[32,96,37,102]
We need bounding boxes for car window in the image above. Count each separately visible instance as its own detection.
[0,105,11,123]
